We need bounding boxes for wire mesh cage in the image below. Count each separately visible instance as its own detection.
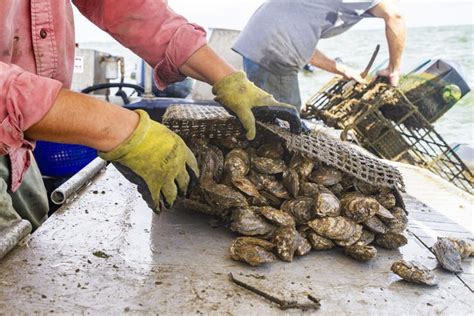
[302,78,473,194]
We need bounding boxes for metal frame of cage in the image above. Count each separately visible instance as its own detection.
[303,78,474,194]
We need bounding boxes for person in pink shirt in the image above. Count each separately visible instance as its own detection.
[0,0,298,259]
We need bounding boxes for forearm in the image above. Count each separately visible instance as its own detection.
[25,89,139,152]
[385,15,406,72]
[179,45,236,85]
[310,49,340,74]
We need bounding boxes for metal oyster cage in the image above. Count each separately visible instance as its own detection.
[302,78,473,194]
[163,104,405,192]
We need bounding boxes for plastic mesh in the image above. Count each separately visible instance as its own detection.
[163,104,405,191]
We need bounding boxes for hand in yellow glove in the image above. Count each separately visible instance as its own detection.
[99,110,199,211]
[212,71,302,140]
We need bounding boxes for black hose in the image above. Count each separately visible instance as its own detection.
[81,83,145,96]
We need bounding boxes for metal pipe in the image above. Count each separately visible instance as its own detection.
[51,157,107,205]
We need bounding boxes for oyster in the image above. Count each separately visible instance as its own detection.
[375,205,395,222]
[255,206,295,227]
[230,237,275,266]
[251,155,287,175]
[374,232,408,250]
[314,191,341,217]
[328,183,344,196]
[273,226,298,262]
[299,182,320,198]
[344,245,377,261]
[198,144,224,183]
[432,237,465,273]
[300,227,335,251]
[289,153,314,179]
[354,180,379,195]
[355,230,375,246]
[213,136,249,150]
[231,177,264,200]
[335,224,364,247]
[201,182,248,210]
[176,198,225,217]
[256,142,285,159]
[376,190,397,209]
[247,170,266,190]
[259,174,290,199]
[341,192,378,223]
[282,169,300,198]
[391,260,438,286]
[309,167,342,186]
[295,232,312,256]
[281,197,315,225]
[230,208,275,237]
[448,237,474,258]
[224,149,250,179]
[259,191,282,208]
[363,216,388,234]
[308,216,359,241]
[386,207,408,233]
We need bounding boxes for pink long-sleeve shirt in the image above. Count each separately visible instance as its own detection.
[0,0,207,191]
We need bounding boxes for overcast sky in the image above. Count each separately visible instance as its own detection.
[74,0,474,42]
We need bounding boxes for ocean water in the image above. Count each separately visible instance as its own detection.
[79,24,473,147]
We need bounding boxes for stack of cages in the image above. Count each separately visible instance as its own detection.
[302,59,473,194]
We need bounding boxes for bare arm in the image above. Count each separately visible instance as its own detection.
[370,0,406,85]
[309,49,364,82]
[25,90,139,152]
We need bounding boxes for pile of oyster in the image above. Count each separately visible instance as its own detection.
[180,134,408,266]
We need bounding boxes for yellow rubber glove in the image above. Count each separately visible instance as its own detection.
[99,110,199,211]
[212,71,301,140]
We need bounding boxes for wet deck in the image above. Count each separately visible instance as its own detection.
[0,166,472,314]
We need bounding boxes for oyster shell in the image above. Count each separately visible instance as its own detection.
[374,232,407,249]
[391,260,438,286]
[432,237,465,273]
[214,136,249,150]
[256,142,285,159]
[295,232,312,256]
[282,169,300,198]
[328,183,344,196]
[197,144,224,183]
[448,237,474,258]
[273,226,298,262]
[224,149,250,179]
[230,208,275,237]
[354,179,379,195]
[231,177,264,200]
[289,153,314,179]
[314,191,341,217]
[300,227,335,251]
[341,192,378,223]
[335,224,364,247]
[375,205,395,222]
[376,190,397,209]
[251,155,287,175]
[255,206,295,227]
[176,198,225,217]
[299,182,320,198]
[281,197,315,225]
[259,191,282,208]
[202,182,248,210]
[386,207,408,233]
[344,245,377,261]
[355,230,375,246]
[363,216,388,234]
[309,167,342,186]
[230,237,275,266]
[308,216,359,241]
[259,174,290,199]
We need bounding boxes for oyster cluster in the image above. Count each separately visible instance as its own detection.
[181,135,408,267]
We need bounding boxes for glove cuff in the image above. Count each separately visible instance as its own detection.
[99,110,150,161]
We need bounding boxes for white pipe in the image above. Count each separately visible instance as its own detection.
[51,157,107,205]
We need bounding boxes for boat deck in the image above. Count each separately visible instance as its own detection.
[0,166,472,314]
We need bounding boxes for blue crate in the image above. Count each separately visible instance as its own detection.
[33,141,97,177]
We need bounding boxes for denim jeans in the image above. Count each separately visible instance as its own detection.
[243,57,302,110]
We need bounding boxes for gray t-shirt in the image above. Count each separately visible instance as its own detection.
[233,0,382,73]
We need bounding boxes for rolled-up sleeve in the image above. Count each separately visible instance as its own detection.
[73,0,208,89]
[0,62,62,155]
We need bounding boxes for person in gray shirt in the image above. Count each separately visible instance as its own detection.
[233,0,406,110]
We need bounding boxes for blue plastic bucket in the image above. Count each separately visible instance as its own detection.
[33,141,97,177]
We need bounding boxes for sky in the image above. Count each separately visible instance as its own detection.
[73,0,474,42]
